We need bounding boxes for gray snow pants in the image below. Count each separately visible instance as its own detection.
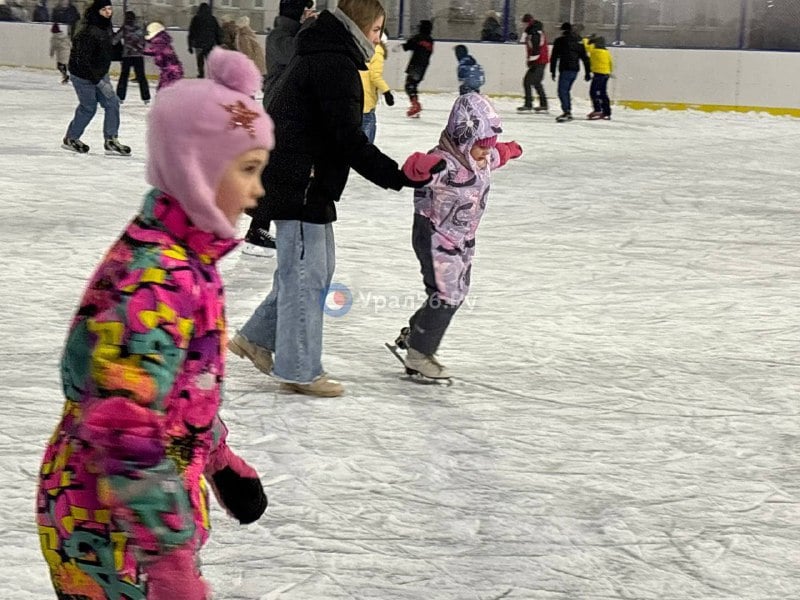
[407,214,461,355]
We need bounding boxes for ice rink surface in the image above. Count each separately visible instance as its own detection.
[1,67,799,599]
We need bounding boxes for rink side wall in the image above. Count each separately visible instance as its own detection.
[2,22,798,117]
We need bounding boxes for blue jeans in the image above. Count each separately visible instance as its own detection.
[556,70,578,114]
[66,75,120,140]
[361,110,376,144]
[240,220,335,384]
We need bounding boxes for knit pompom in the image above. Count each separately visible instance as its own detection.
[205,47,262,97]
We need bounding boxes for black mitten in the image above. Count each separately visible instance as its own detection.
[211,467,268,524]
[383,91,395,106]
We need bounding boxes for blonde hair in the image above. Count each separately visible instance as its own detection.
[236,15,250,28]
[337,0,385,35]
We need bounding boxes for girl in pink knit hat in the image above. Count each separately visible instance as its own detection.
[36,48,273,600]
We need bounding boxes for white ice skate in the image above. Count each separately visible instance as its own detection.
[384,343,452,385]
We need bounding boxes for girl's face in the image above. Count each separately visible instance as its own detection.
[99,5,112,18]
[470,143,492,168]
[364,16,384,45]
[215,148,269,226]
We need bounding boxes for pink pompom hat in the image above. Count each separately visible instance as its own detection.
[146,47,275,239]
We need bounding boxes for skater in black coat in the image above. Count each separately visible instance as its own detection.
[549,22,590,122]
[188,2,222,77]
[229,0,445,398]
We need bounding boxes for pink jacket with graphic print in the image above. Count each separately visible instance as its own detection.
[36,190,250,599]
[413,92,505,305]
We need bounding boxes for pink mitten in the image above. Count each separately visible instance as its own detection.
[496,141,523,167]
[144,547,211,600]
[204,442,267,524]
[401,152,446,187]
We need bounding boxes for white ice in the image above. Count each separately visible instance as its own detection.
[1,66,799,599]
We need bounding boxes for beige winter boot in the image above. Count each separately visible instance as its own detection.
[281,374,344,397]
[227,333,274,375]
[404,348,450,379]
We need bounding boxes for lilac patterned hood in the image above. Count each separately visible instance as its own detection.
[438,92,503,169]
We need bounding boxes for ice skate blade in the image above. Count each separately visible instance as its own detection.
[105,150,132,157]
[61,143,88,154]
[403,369,453,386]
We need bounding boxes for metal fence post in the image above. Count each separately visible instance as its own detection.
[398,0,405,37]
[614,0,623,45]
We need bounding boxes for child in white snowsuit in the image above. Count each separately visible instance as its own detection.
[50,22,71,84]
[396,93,523,379]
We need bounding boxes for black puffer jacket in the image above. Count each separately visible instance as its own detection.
[259,10,405,224]
[68,2,113,83]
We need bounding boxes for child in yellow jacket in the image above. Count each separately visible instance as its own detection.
[360,34,394,143]
[587,35,613,120]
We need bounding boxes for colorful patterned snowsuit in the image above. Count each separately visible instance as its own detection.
[36,191,238,599]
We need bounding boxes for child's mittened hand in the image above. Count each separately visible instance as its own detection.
[401,152,446,188]
[496,141,523,167]
[383,90,395,106]
[205,444,267,524]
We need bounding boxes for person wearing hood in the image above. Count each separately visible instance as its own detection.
[188,2,222,77]
[517,14,549,112]
[228,0,445,398]
[393,93,523,380]
[63,0,130,155]
[36,49,273,600]
[401,19,434,117]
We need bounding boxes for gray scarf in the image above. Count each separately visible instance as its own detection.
[332,7,375,62]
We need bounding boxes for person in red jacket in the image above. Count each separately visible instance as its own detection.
[518,14,549,112]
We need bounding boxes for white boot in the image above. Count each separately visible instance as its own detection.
[404,348,450,379]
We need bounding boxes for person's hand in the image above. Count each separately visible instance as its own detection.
[188,47,193,54]
[496,141,523,166]
[301,8,317,22]
[585,73,592,81]
[401,152,446,188]
[551,73,556,81]
[205,443,267,525]
[383,91,395,106]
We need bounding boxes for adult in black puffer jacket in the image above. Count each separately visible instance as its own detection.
[231,0,444,397]
[63,0,129,155]
[188,2,222,77]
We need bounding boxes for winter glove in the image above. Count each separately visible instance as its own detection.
[383,90,395,106]
[496,141,523,167]
[551,73,556,81]
[188,46,193,54]
[205,443,267,525]
[401,152,446,188]
[585,73,592,81]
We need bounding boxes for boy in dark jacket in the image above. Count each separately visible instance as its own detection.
[402,19,433,118]
[549,21,590,122]
[63,0,130,155]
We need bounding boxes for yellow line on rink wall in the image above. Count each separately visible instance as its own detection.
[617,100,800,118]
